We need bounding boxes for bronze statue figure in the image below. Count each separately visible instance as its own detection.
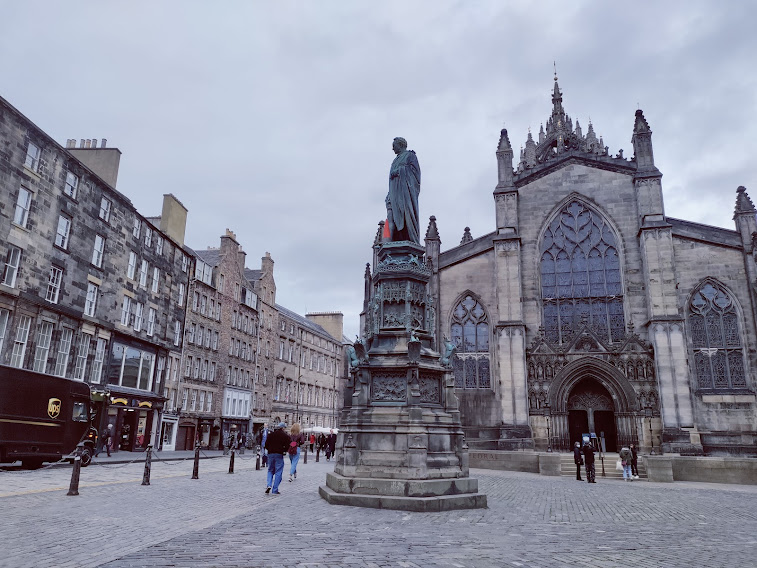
[386,137,421,243]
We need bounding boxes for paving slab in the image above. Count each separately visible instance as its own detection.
[0,453,755,567]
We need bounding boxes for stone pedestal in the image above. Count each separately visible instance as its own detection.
[319,241,486,511]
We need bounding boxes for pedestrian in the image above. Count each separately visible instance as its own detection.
[582,442,596,483]
[326,429,337,461]
[264,422,290,495]
[309,432,315,453]
[261,427,269,467]
[239,433,246,450]
[573,441,583,481]
[318,433,326,455]
[98,424,113,457]
[619,445,633,481]
[288,423,305,482]
[630,443,639,479]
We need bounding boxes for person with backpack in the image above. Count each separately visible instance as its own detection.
[288,423,305,482]
[264,422,290,495]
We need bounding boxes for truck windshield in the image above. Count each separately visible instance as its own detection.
[72,401,88,422]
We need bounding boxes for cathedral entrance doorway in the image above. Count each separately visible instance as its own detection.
[566,378,617,452]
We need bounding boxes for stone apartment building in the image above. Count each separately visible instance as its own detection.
[271,309,346,430]
[0,95,191,454]
[164,230,260,451]
[401,76,757,457]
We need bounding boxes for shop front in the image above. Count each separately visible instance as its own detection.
[106,387,165,453]
[221,419,250,449]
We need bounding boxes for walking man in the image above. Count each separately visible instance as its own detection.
[573,441,583,481]
[630,443,639,479]
[582,442,596,483]
[264,422,290,495]
[98,423,113,457]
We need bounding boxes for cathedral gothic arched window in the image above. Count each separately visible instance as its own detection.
[450,295,491,389]
[688,282,747,390]
[540,200,625,344]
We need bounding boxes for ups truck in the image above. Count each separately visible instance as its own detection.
[0,365,97,468]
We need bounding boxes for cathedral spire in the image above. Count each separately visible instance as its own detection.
[425,215,440,242]
[495,128,514,189]
[460,227,473,245]
[734,186,756,216]
[631,109,657,172]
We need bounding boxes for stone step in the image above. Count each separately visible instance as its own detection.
[559,452,647,480]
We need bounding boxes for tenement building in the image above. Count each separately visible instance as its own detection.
[0,96,191,453]
[166,230,260,450]
[271,309,346,430]
[387,78,755,457]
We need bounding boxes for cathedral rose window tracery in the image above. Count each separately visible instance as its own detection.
[450,295,491,389]
[688,282,747,390]
[540,200,625,344]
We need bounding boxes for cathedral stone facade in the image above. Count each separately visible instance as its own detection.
[421,78,756,457]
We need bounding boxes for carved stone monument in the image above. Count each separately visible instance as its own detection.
[319,140,486,511]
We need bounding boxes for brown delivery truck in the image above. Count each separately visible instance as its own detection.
[0,364,97,468]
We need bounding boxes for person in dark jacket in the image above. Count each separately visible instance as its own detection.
[630,443,639,479]
[573,442,583,481]
[264,422,290,495]
[326,429,337,461]
[98,424,113,457]
[582,442,596,483]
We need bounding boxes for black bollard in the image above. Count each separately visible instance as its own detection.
[229,448,235,474]
[255,451,261,470]
[303,447,308,464]
[191,442,200,480]
[67,443,84,496]
[141,444,152,486]
[316,448,320,462]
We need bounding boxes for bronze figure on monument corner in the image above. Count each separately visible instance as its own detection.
[386,137,421,243]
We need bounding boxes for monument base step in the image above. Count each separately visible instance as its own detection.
[320,471,487,511]
[319,484,487,512]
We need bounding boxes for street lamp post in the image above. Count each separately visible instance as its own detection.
[545,403,552,452]
[646,406,655,455]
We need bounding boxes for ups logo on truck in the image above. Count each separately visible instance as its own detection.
[47,398,61,419]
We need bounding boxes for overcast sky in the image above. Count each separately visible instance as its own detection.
[3,2,756,340]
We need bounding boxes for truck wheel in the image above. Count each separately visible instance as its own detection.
[80,447,92,467]
[22,459,43,470]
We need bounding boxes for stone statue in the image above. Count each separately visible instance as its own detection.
[386,137,421,243]
[346,345,359,369]
[440,336,457,367]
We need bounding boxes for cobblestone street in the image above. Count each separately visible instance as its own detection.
[1,454,755,568]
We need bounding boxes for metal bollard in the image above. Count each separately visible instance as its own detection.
[141,445,153,486]
[316,448,320,462]
[191,442,200,480]
[255,451,261,470]
[67,443,84,496]
[303,447,308,464]
[229,448,235,474]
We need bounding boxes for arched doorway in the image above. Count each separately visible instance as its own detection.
[567,378,618,451]
[545,356,641,452]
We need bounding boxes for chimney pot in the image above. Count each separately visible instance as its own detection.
[91,139,97,149]
[80,139,85,148]
[101,138,107,148]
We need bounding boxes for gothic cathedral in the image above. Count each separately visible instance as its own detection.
[423,77,756,456]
